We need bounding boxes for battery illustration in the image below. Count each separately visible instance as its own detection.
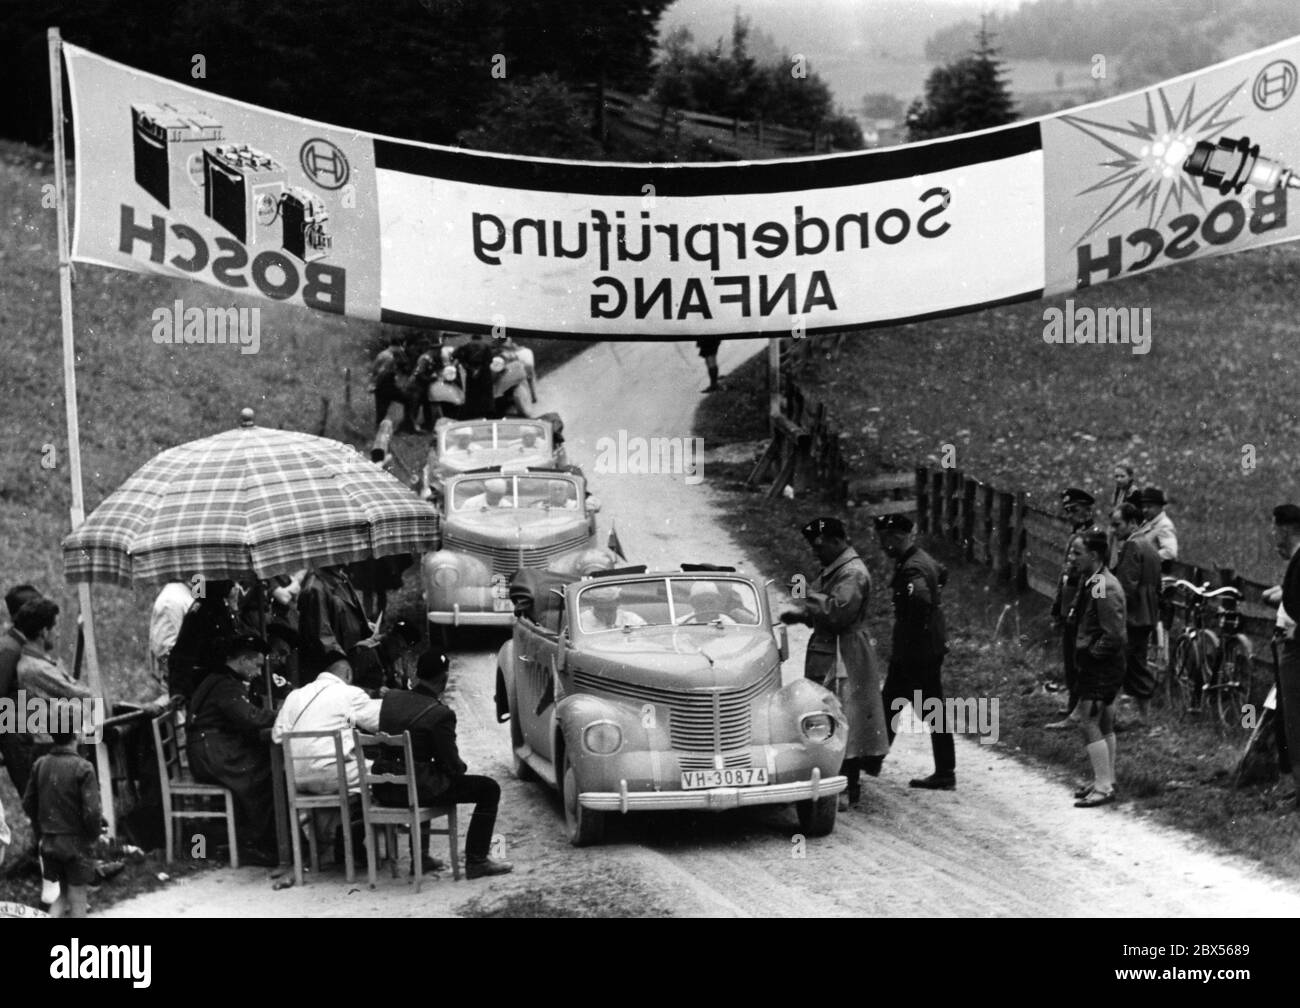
[281,187,332,262]
[131,103,223,211]
[203,144,288,245]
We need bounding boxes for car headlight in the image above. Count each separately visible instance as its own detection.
[800,713,835,742]
[431,565,460,588]
[582,720,622,755]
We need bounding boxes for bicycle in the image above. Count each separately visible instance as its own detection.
[1163,578,1254,727]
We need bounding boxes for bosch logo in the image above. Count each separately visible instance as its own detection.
[1253,60,1296,110]
[299,137,350,190]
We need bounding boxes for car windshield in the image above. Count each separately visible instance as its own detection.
[451,475,579,511]
[575,577,760,633]
[440,421,549,457]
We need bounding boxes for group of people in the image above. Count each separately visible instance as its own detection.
[370,330,536,433]
[779,513,954,810]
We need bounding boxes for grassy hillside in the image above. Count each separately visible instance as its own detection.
[0,139,587,705]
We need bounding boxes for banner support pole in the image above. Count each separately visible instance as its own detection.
[48,26,115,837]
[768,336,781,435]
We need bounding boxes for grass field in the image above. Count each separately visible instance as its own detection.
[0,137,588,908]
[694,237,1300,876]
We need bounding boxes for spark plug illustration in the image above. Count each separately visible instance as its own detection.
[1183,135,1300,194]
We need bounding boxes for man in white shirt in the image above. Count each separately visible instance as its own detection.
[460,477,514,510]
[272,666,380,794]
[1132,487,1178,561]
[149,582,195,698]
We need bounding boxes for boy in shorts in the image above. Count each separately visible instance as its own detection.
[22,728,101,917]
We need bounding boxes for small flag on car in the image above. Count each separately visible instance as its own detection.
[608,523,626,561]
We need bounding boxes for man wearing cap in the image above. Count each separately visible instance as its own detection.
[580,586,646,631]
[187,633,279,865]
[461,477,514,510]
[1046,488,1098,729]
[1110,502,1161,723]
[0,584,42,795]
[780,517,887,808]
[297,565,373,684]
[374,646,513,878]
[875,514,956,790]
[1133,487,1178,562]
[1270,504,1300,805]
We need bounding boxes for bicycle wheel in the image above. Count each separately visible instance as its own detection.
[1212,636,1253,730]
[1167,635,1193,715]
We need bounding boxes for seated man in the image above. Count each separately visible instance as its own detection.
[448,428,475,454]
[374,648,513,879]
[535,481,578,510]
[460,477,513,510]
[272,657,380,794]
[187,633,278,865]
[676,582,738,625]
[579,586,647,631]
[516,426,542,450]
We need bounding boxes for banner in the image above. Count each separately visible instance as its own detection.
[64,39,1300,340]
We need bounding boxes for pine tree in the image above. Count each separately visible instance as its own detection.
[907,17,1016,142]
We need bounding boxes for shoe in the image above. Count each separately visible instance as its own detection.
[703,383,720,393]
[411,855,447,875]
[1044,719,1073,730]
[909,773,956,790]
[94,860,126,882]
[837,793,850,811]
[465,857,514,879]
[1073,784,1094,800]
[1074,789,1115,808]
[860,755,883,778]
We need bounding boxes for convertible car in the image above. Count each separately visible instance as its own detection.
[421,416,566,503]
[422,470,617,628]
[495,567,848,845]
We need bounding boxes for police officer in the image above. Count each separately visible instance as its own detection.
[1046,487,1099,729]
[876,513,955,790]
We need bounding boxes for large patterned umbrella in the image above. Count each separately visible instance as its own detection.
[62,412,439,588]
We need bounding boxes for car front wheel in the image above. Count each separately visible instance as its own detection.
[562,750,605,846]
[795,795,837,837]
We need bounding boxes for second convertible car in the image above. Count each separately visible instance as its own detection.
[495,567,848,845]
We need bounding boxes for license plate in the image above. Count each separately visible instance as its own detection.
[493,597,514,612]
[680,767,768,790]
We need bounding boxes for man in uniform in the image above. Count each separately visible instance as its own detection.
[876,514,955,790]
[779,517,887,808]
[297,565,373,683]
[375,647,513,878]
[1271,504,1300,806]
[1046,488,1098,729]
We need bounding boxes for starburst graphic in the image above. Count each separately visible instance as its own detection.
[1062,81,1246,243]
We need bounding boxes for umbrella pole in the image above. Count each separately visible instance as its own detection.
[256,581,272,710]
[49,28,114,836]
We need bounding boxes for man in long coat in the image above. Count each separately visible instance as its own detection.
[780,516,887,808]
[187,633,278,864]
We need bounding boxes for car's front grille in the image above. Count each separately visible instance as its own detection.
[571,668,775,753]
[444,530,589,576]
[678,751,752,772]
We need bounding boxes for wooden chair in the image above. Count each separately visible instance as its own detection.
[151,710,240,868]
[353,729,460,892]
[279,729,358,886]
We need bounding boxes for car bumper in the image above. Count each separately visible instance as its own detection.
[579,769,847,813]
[428,605,512,627]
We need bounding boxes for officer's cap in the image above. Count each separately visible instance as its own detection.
[1060,487,1095,507]
[1274,504,1300,527]
[873,514,913,534]
[801,516,847,543]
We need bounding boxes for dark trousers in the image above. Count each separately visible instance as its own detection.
[431,774,500,862]
[1122,624,1155,700]
[883,657,956,774]
[374,385,402,427]
[1062,622,1078,712]
[1279,640,1300,783]
[1,730,34,795]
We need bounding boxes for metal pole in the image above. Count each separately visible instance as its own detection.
[48,27,115,835]
[768,336,781,436]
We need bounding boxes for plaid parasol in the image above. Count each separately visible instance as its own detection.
[62,420,439,588]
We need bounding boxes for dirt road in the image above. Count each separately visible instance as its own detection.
[102,340,1300,917]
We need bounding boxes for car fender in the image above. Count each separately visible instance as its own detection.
[555,693,636,783]
[767,676,847,771]
[495,638,516,722]
[421,549,491,602]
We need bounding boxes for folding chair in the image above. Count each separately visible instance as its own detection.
[354,729,460,892]
[151,710,239,867]
[279,729,358,886]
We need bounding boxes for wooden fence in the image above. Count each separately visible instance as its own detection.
[914,464,1279,676]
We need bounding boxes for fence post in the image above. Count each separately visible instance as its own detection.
[981,482,994,566]
[993,490,1013,580]
[962,477,977,561]
[1011,491,1028,591]
[929,470,943,540]
[942,467,960,542]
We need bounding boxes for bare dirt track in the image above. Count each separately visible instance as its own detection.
[101,340,1300,918]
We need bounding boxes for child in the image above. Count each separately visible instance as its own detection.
[22,728,101,917]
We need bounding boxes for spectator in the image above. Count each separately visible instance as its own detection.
[1133,487,1178,561]
[0,790,8,867]
[187,633,278,866]
[1110,502,1161,724]
[780,516,888,809]
[374,646,513,878]
[22,725,101,918]
[167,579,241,707]
[1271,503,1300,806]
[369,333,409,430]
[271,656,380,794]
[1046,533,1087,731]
[1071,530,1126,808]
[297,566,373,683]
[1,584,42,795]
[148,581,195,700]
[408,333,443,432]
[1261,581,1293,793]
[1109,462,1138,509]
[695,338,723,392]
[14,600,94,756]
[454,335,495,418]
[348,618,420,696]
